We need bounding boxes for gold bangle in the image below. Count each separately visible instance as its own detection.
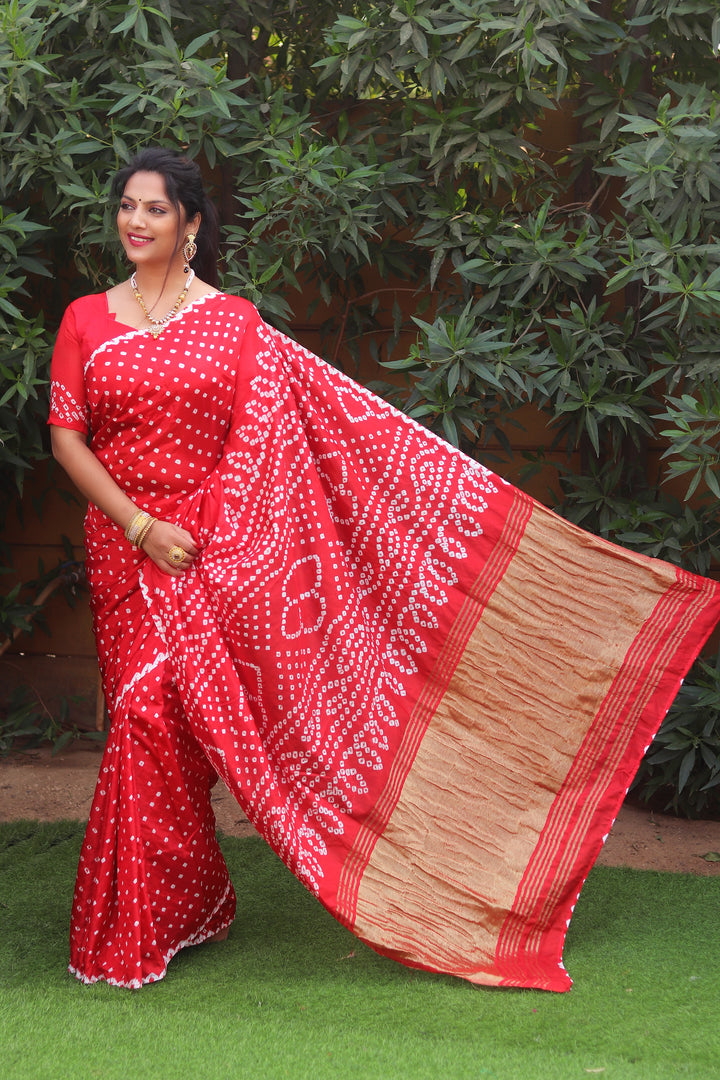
[136,517,156,549]
[127,517,148,545]
[125,510,154,547]
[124,510,145,542]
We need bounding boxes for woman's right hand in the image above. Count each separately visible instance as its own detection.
[140,519,200,577]
[49,429,200,578]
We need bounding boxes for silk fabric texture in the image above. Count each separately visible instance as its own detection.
[49,292,720,990]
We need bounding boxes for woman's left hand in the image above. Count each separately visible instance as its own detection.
[140,519,200,577]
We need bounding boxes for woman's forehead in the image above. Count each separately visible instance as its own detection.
[121,171,172,204]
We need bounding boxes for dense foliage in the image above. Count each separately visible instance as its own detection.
[1,0,719,810]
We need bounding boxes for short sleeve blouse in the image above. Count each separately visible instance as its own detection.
[49,293,135,435]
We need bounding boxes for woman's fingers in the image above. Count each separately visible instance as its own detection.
[140,520,200,575]
[176,530,200,557]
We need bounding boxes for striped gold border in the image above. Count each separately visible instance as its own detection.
[495,567,719,983]
[336,487,533,925]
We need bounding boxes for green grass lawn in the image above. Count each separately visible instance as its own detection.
[1,820,718,1080]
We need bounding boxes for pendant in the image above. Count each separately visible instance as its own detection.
[151,325,163,339]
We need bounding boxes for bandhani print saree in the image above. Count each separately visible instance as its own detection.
[49,292,720,991]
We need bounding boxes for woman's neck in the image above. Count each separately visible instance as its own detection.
[130,261,189,307]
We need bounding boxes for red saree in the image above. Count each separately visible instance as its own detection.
[50,292,720,991]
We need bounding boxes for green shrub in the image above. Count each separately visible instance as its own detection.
[632,651,720,818]
[1,0,719,808]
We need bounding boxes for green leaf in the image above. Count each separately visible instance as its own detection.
[183,31,217,59]
[678,748,696,793]
[110,8,138,34]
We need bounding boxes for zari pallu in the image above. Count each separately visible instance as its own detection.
[50,293,720,991]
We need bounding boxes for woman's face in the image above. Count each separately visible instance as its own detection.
[117,170,197,271]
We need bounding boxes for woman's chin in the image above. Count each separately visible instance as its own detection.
[121,242,162,265]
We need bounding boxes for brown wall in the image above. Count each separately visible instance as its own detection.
[3,461,98,727]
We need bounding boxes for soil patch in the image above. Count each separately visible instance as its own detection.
[1,743,719,876]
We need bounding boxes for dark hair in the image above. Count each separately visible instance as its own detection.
[111,147,220,287]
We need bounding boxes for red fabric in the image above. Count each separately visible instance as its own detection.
[50,293,720,990]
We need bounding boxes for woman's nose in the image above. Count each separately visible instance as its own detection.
[129,204,147,228]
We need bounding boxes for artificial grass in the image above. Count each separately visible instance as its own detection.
[1,820,718,1080]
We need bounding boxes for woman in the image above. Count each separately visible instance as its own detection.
[50,148,720,991]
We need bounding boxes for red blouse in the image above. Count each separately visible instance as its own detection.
[49,291,257,520]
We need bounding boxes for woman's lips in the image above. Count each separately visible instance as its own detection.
[127,234,153,246]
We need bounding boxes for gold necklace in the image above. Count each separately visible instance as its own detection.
[130,269,195,338]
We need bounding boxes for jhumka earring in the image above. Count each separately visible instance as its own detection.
[182,233,197,273]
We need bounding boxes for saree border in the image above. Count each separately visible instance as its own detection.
[336,487,534,927]
[493,566,720,990]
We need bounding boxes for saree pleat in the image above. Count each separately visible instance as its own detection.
[51,294,720,991]
[69,535,235,987]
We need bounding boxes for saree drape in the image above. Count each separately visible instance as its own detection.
[50,292,720,991]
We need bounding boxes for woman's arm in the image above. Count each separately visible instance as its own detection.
[50,426,199,577]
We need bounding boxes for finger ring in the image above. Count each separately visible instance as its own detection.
[168,545,186,565]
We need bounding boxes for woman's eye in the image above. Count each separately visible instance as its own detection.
[118,202,166,214]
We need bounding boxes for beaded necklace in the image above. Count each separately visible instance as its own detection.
[130,269,195,338]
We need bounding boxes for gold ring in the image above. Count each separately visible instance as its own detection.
[168,545,186,565]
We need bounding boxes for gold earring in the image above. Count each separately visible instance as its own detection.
[183,233,197,272]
